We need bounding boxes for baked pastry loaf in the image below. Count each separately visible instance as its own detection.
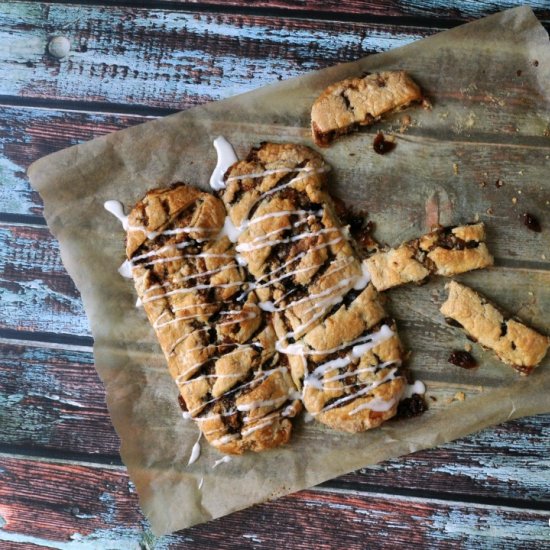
[311,71,423,147]
[219,143,405,432]
[126,183,301,454]
[366,223,494,291]
[441,281,549,375]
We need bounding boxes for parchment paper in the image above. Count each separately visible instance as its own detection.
[28,7,550,535]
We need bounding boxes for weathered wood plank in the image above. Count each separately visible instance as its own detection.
[0,106,146,216]
[0,223,89,336]
[2,339,549,502]
[0,2,431,109]
[0,343,118,456]
[161,1,550,23]
[0,455,547,549]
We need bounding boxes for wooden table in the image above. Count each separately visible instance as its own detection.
[1,1,549,547]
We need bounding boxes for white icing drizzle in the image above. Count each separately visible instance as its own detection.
[403,380,426,399]
[182,411,192,421]
[198,477,204,490]
[314,368,398,416]
[118,260,133,279]
[187,432,202,466]
[349,395,398,415]
[212,455,232,469]
[210,136,238,191]
[104,200,129,230]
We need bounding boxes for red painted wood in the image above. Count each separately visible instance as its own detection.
[160,1,550,23]
[0,455,547,549]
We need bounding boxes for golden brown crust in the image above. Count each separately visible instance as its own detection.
[127,183,301,454]
[366,223,494,291]
[311,71,423,147]
[220,143,405,432]
[440,281,549,374]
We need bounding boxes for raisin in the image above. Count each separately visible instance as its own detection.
[396,394,427,419]
[522,212,541,232]
[373,132,396,155]
[448,350,478,369]
[177,394,188,411]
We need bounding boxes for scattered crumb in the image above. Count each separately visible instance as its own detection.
[518,189,522,195]
[543,254,547,260]
[453,163,459,175]
[474,213,480,222]
[528,291,534,297]
[512,197,518,204]
[533,60,539,67]
[544,127,550,137]
[486,207,494,215]
[455,391,466,402]
[516,69,522,77]
[495,179,504,188]
[479,181,487,188]
[518,170,523,175]
[399,114,412,133]
[464,343,472,352]
[429,395,437,402]
[422,98,432,110]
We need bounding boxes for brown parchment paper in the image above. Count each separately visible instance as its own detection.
[28,7,550,535]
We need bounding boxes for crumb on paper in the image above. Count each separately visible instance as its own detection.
[464,343,472,352]
[429,395,437,402]
[512,197,518,204]
[448,391,466,404]
[422,98,432,110]
[453,163,459,175]
[495,179,504,188]
[400,114,412,133]
[486,207,494,215]
[479,181,487,188]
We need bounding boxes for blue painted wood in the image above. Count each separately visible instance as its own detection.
[0,106,145,216]
[0,2,430,109]
[0,223,89,336]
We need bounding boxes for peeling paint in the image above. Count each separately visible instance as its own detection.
[429,507,549,545]
[0,3,426,109]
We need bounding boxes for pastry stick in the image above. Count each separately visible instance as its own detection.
[125,183,301,454]
[219,143,405,432]
[366,223,494,291]
[441,281,549,375]
[311,71,423,147]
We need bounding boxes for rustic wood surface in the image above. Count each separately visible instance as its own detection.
[0,1,549,548]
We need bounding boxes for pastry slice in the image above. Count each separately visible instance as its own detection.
[311,71,423,147]
[441,281,549,375]
[126,183,301,454]
[366,223,493,291]
[219,143,406,432]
